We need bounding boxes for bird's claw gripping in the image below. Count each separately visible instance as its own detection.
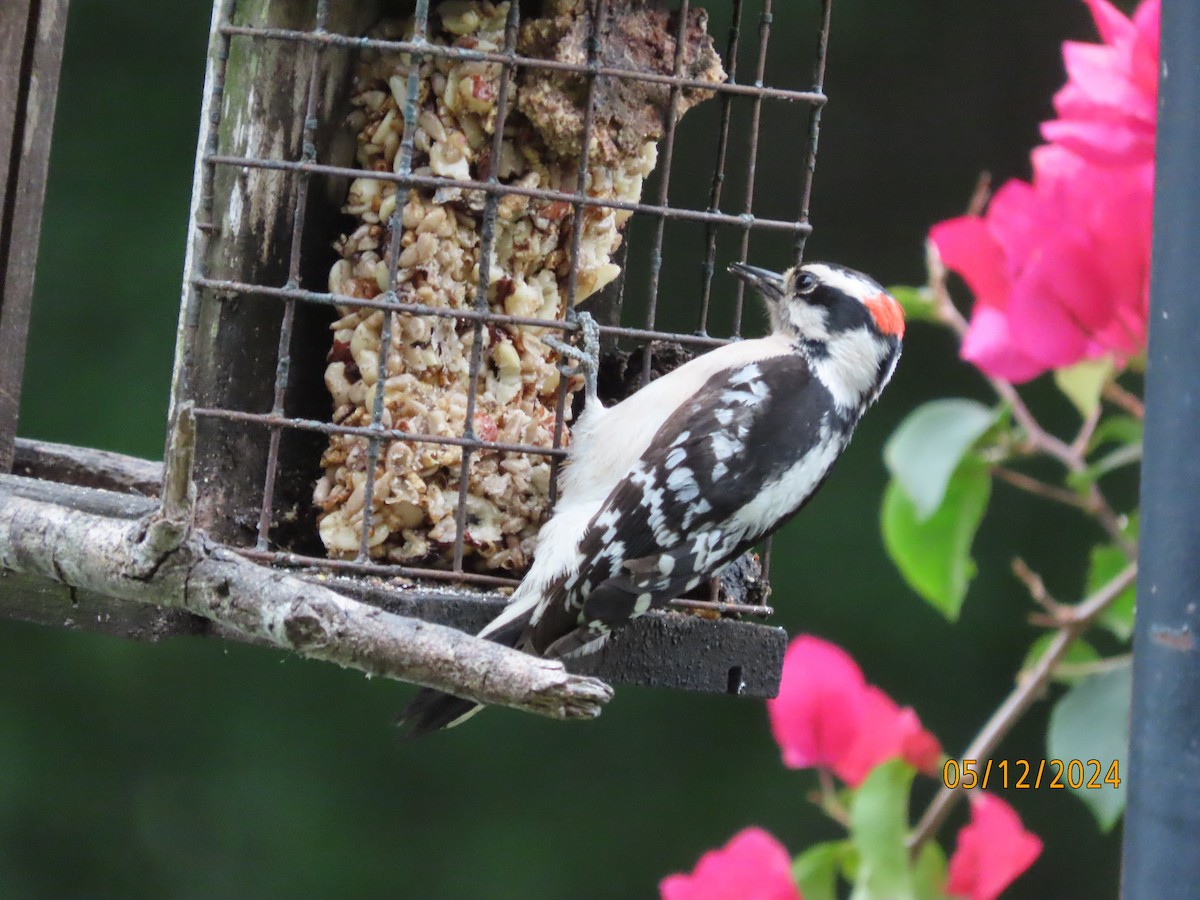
[546,311,601,402]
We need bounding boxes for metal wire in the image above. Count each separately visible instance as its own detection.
[217,23,826,104]
[638,0,694,387]
[256,0,331,552]
[730,0,775,337]
[450,0,522,571]
[794,0,833,266]
[202,154,812,234]
[549,0,607,507]
[356,0,430,563]
[696,0,745,337]
[178,0,833,601]
[190,277,732,346]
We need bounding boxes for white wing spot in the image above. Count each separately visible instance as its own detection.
[634,593,653,614]
[728,364,761,386]
[604,540,626,561]
[594,509,618,529]
[666,467,699,503]
[710,433,741,461]
[681,497,713,530]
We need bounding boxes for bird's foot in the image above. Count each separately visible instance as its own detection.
[545,311,601,402]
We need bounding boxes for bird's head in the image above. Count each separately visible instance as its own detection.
[730,260,904,407]
[730,261,904,345]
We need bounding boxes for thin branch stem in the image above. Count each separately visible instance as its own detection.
[1087,490,1137,557]
[1103,381,1145,419]
[992,379,1079,468]
[965,172,992,217]
[1071,402,1103,458]
[1052,653,1131,680]
[927,269,1077,468]
[908,563,1137,851]
[992,466,1085,510]
[1011,557,1062,618]
[815,768,851,828]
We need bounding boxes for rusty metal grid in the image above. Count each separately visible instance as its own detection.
[169,0,834,611]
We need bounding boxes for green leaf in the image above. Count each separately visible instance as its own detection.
[885,399,997,520]
[882,457,991,620]
[1089,545,1138,641]
[911,842,949,900]
[1047,665,1131,831]
[1021,634,1100,683]
[1088,513,1138,640]
[1054,357,1113,417]
[793,842,847,900]
[888,285,940,323]
[1089,415,1143,452]
[849,760,916,900]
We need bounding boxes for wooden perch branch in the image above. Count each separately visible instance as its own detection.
[0,479,612,722]
[13,436,163,496]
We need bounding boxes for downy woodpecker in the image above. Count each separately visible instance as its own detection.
[401,261,904,735]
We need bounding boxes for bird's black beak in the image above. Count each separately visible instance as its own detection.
[729,262,787,303]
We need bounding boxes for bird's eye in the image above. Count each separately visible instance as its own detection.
[795,271,818,294]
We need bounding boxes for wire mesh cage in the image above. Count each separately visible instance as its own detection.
[168,0,832,697]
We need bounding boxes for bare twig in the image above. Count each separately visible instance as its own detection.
[1052,653,1131,681]
[1070,402,1103,458]
[1103,381,1145,419]
[159,401,196,526]
[965,171,992,217]
[992,466,1085,510]
[129,403,197,576]
[927,270,1077,467]
[993,380,1078,467]
[13,437,162,496]
[0,487,613,721]
[908,563,1137,851]
[812,768,851,828]
[1011,557,1062,619]
[667,598,773,617]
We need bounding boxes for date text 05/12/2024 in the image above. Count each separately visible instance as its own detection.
[942,759,1122,790]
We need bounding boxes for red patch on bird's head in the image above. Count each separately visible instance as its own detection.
[864,292,905,339]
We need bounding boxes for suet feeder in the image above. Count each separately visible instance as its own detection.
[2,0,834,704]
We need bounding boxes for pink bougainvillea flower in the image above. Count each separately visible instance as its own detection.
[767,635,941,786]
[767,636,868,771]
[1041,0,1159,166]
[946,794,1043,900]
[832,686,944,786]
[929,0,1157,383]
[930,145,1152,382]
[659,828,801,900]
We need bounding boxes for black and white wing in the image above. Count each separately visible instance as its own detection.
[522,353,853,659]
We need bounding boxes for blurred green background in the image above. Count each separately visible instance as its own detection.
[6,1,1130,896]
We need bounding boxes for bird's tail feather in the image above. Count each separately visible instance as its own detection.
[398,690,485,738]
[398,615,528,739]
